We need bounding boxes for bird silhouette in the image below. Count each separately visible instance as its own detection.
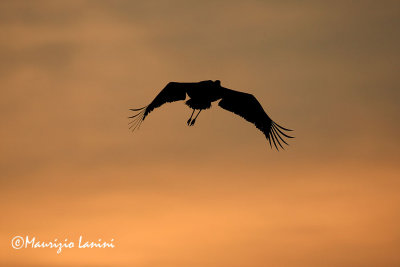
[129,80,293,150]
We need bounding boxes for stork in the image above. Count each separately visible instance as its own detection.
[129,80,293,150]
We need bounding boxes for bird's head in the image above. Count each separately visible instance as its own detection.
[214,80,221,86]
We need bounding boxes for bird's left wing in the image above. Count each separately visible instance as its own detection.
[129,82,187,131]
[218,88,293,150]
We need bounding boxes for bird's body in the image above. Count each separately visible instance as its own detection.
[183,80,223,109]
[129,80,293,150]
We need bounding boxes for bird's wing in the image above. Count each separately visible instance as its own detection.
[129,82,187,131]
[218,88,293,150]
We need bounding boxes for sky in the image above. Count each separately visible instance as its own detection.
[0,1,399,266]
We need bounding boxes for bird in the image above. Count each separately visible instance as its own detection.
[129,80,294,150]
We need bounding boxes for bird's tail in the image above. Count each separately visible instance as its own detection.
[267,121,294,150]
[128,106,148,132]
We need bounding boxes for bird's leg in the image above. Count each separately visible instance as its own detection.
[187,109,195,125]
[190,110,202,126]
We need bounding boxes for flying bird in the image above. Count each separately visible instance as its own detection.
[129,80,293,150]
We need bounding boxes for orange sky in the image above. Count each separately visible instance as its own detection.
[1,1,399,266]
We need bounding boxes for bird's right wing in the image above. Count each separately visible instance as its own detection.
[218,88,293,150]
[129,82,187,131]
